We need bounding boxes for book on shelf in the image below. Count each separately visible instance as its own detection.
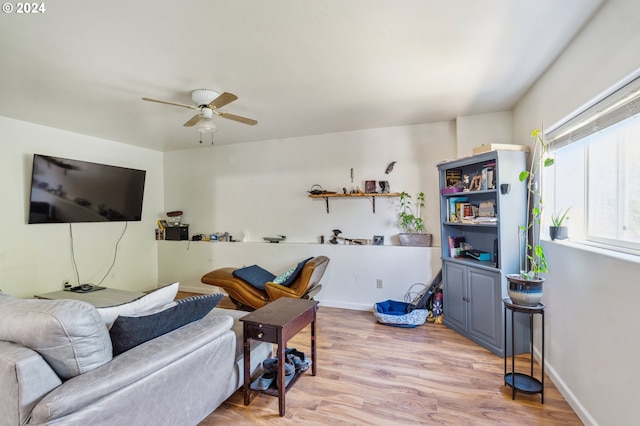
[447,235,466,256]
[478,200,496,217]
[445,169,462,187]
[471,216,498,224]
[481,165,496,190]
[447,196,468,222]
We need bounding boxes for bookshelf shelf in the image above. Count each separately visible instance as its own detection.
[443,222,498,227]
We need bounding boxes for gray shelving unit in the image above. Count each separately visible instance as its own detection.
[437,150,530,356]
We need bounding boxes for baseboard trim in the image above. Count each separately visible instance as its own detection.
[533,347,598,426]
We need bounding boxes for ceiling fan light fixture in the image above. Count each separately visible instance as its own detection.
[192,89,220,106]
[198,118,217,134]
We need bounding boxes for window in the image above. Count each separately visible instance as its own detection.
[545,71,640,254]
[586,118,640,249]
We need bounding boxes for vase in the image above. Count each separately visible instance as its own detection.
[506,274,545,307]
[398,233,433,247]
[549,226,568,240]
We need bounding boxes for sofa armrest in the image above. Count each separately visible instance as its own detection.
[30,314,235,425]
[0,341,62,426]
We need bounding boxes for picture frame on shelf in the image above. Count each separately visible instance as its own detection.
[365,180,377,193]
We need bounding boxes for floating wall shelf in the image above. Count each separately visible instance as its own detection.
[308,192,401,213]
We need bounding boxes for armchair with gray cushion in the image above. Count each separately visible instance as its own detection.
[0,290,272,426]
[201,255,329,311]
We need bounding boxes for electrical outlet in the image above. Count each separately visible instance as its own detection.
[63,280,70,289]
[376,278,383,289]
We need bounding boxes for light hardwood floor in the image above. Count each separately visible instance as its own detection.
[181,294,581,425]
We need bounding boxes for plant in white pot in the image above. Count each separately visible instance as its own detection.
[507,129,555,306]
[549,207,570,240]
[398,191,433,247]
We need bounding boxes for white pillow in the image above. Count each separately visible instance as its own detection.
[97,282,179,327]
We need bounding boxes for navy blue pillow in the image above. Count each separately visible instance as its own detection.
[232,265,276,290]
[281,257,313,287]
[109,293,223,356]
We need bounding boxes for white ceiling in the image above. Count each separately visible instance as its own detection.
[0,0,604,151]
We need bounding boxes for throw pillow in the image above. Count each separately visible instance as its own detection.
[109,293,223,356]
[97,282,179,328]
[232,265,276,290]
[0,296,112,379]
[279,257,313,287]
[273,267,296,285]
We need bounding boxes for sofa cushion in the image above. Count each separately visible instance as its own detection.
[232,265,276,290]
[109,293,224,355]
[97,282,179,328]
[0,293,112,380]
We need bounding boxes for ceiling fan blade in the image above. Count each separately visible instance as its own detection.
[208,92,238,109]
[183,114,202,127]
[218,111,258,126]
[142,97,197,110]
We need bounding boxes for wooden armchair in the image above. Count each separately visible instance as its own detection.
[201,256,329,311]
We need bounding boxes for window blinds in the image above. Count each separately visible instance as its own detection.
[546,71,640,150]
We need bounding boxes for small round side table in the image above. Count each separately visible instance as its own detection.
[502,298,545,403]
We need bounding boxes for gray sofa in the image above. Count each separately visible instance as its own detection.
[0,292,272,426]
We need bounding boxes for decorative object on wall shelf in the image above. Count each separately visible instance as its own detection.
[365,180,377,193]
[385,161,397,174]
[263,235,286,243]
[398,191,433,247]
[307,184,335,195]
[398,233,432,247]
[507,129,555,306]
[166,210,183,226]
[328,229,370,245]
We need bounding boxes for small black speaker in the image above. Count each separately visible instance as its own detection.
[493,238,499,268]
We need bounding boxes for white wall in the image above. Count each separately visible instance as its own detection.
[161,122,455,308]
[0,117,164,297]
[456,111,513,158]
[164,122,455,245]
[513,1,640,425]
[158,241,441,310]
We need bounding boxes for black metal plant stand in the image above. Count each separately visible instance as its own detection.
[503,298,545,403]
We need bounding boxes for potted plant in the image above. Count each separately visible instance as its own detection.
[549,207,570,240]
[398,191,433,247]
[507,129,554,306]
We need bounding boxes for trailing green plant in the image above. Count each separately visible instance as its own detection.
[518,129,555,280]
[399,191,426,234]
[551,207,570,227]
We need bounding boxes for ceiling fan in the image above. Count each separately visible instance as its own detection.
[142,89,257,133]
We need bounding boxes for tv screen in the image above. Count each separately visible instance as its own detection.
[28,154,146,224]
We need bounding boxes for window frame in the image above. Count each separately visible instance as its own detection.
[544,69,640,256]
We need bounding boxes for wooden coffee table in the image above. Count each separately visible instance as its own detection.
[240,297,318,416]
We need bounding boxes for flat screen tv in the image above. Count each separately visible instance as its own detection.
[28,154,146,224]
